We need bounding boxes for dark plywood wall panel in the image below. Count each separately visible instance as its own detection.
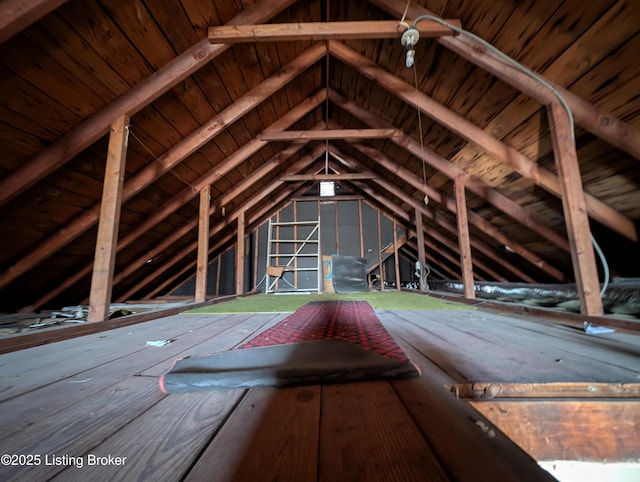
[337,200,361,258]
[320,201,337,256]
[219,247,235,296]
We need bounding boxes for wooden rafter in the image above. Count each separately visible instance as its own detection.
[328,41,637,242]
[0,47,326,291]
[327,95,570,253]
[259,128,398,141]
[208,20,461,43]
[370,0,640,162]
[0,0,298,207]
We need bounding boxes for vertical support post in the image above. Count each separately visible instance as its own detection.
[547,102,603,315]
[393,219,401,291]
[88,114,129,321]
[236,210,246,295]
[195,184,211,302]
[415,208,427,291]
[455,177,475,299]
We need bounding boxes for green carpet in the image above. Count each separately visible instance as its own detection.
[188,291,468,314]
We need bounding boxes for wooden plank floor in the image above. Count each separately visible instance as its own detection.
[0,308,638,481]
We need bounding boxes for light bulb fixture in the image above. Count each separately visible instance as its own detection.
[401,27,420,68]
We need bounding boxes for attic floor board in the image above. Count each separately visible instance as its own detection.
[0,309,637,481]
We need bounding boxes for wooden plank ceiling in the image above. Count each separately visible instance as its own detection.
[0,0,638,311]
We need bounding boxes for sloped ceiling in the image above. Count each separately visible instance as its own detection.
[0,0,638,311]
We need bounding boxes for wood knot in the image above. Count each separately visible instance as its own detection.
[472,44,486,55]
[195,49,207,60]
[598,115,611,127]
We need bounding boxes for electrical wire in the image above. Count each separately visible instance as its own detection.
[412,61,429,197]
[408,14,610,296]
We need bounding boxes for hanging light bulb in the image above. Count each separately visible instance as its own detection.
[401,27,420,68]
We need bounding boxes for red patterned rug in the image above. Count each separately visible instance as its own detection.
[240,300,409,361]
[160,300,419,393]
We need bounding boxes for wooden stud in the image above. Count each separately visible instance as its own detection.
[455,177,475,299]
[195,185,210,303]
[328,43,637,241]
[547,102,603,316]
[0,0,297,207]
[415,208,427,291]
[88,114,129,321]
[236,210,245,295]
[208,19,461,43]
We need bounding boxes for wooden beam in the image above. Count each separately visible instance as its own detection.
[208,19,461,43]
[236,211,245,295]
[0,0,68,43]
[259,128,398,141]
[195,185,210,303]
[370,0,640,163]
[0,49,326,291]
[0,0,297,207]
[281,172,376,181]
[455,177,475,298]
[87,115,129,322]
[470,399,640,462]
[328,41,637,241]
[328,96,570,253]
[547,102,603,316]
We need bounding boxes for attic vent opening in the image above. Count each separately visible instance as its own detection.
[320,181,335,197]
